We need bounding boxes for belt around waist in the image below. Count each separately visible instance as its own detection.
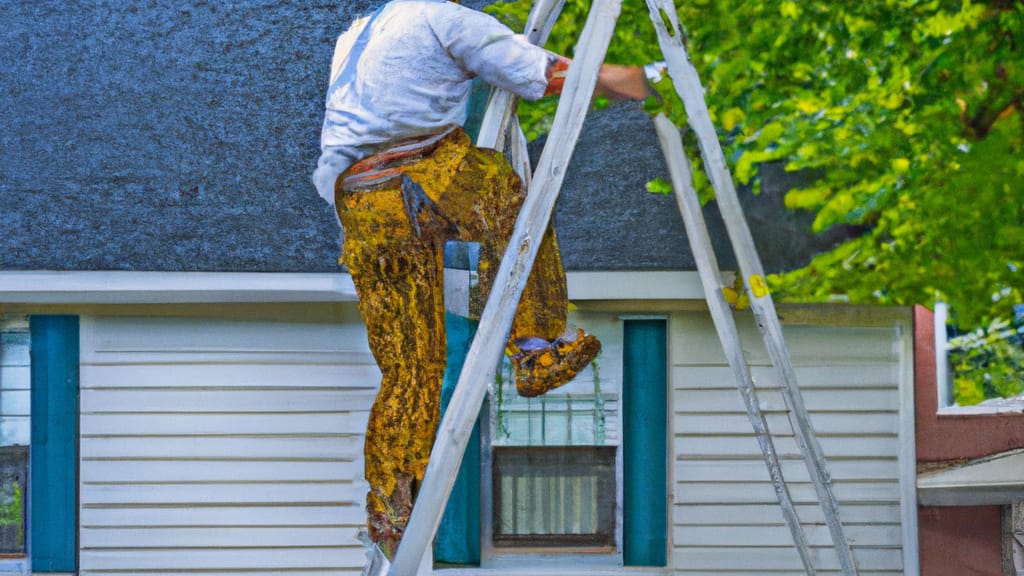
[342,125,460,192]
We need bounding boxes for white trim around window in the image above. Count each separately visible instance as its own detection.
[933,301,1024,416]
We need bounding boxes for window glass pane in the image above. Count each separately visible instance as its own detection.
[492,446,616,548]
[0,317,29,556]
[492,371,612,447]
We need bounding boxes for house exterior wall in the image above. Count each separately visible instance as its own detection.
[913,305,1024,576]
[670,309,913,575]
[918,506,1004,576]
[41,296,914,575]
[77,310,376,575]
[441,303,915,575]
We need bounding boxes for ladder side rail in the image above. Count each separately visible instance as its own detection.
[652,113,817,575]
[643,2,859,574]
[387,1,623,572]
[476,91,516,152]
[507,116,533,190]
[476,0,567,151]
[522,0,567,45]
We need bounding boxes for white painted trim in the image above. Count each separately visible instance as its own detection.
[437,566,671,576]
[937,403,1024,416]
[897,319,920,576]
[917,450,1024,506]
[445,549,671,575]
[931,302,1024,415]
[567,271,707,301]
[0,270,708,305]
[934,302,951,409]
[0,271,357,303]
[0,558,29,575]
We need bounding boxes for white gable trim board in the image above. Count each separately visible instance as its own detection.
[1,271,918,575]
[0,271,359,304]
[0,270,708,305]
[917,450,1024,506]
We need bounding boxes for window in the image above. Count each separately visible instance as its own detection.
[485,314,620,558]
[0,315,79,574]
[435,313,667,568]
[492,445,616,548]
[0,317,29,568]
[935,301,1024,412]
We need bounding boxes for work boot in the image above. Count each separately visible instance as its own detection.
[509,328,601,397]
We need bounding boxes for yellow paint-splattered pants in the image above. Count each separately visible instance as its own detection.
[335,126,568,556]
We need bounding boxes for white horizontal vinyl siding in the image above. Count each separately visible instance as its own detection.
[671,310,909,576]
[78,313,376,576]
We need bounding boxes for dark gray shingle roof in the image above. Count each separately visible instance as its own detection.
[550,102,860,273]
[0,1,855,274]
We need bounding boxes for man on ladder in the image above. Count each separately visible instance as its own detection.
[313,0,651,559]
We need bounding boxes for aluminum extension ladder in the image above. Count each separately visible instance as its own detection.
[385,1,860,574]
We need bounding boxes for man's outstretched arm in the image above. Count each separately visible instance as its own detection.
[545,55,652,101]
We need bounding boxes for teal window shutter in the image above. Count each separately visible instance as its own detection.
[622,319,667,566]
[30,315,79,572]
[462,78,491,143]
[433,312,481,565]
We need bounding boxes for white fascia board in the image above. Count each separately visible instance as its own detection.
[566,270,708,300]
[918,450,1024,506]
[0,270,708,305]
[0,271,358,304]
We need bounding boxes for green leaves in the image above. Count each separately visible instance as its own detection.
[645,177,673,195]
[949,317,1024,405]
[489,0,1024,401]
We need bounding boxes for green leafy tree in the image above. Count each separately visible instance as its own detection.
[486,0,1023,403]
[948,316,1024,404]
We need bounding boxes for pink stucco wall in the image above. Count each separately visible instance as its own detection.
[914,305,1024,575]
